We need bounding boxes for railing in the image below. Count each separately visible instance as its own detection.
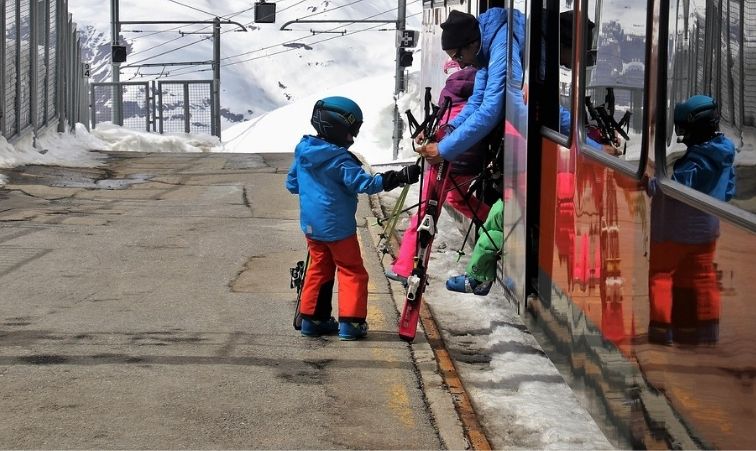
[1,0,89,142]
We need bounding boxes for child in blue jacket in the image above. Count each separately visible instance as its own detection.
[286,96,420,340]
[647,95,736,345]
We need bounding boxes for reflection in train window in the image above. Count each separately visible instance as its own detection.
[666,0,755,214]
[585,0,647,165]
[557,0,574,137]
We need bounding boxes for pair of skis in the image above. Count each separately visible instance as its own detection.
[398,160,451,342]
[397,89,453,342]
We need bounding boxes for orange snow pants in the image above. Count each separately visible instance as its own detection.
[301,234,368,322]
[648,240,720,339]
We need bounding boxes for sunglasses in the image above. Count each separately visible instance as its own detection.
[450,46,465,63]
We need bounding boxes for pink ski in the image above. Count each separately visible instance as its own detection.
[398,160,452,342]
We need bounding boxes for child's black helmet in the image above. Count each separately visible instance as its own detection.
[311,96,363,148]
[674,95,720,145]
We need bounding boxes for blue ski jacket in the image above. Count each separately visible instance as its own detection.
[286,135,385,242]
[439,7,527,161]
[651,134,736,244]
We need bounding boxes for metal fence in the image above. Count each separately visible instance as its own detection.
[90,81,151,132]
[158,80,216,136]
[91,79,218,137]
[1,0,89,142]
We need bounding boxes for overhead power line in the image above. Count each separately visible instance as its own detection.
[167,10,421,78]
[164,0,228,18]
[125,0,310,63]
[221,1,419,63]
[123,0,419,78]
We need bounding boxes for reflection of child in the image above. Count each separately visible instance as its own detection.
[647,95,736,345]
[286,96,420,340]
[387,61,491,282]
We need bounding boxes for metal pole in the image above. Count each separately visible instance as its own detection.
[30,0,38,136]
[183,82,190,133]
[393,0,407,159]
[158,81,164,134]
[0,0,6,137]
[111,0,122,125]
[151,80,157,131]
[57,2,66,132]
[212,16,221,139]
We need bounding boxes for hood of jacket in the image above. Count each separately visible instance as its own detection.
[685,133,736,168]
[439,67,477,104]
[295,135,352,169]
[476,8,526,68]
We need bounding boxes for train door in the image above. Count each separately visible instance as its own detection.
[500,0,530,309]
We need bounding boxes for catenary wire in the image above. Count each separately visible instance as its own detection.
[168,10,421,78]
[124,0,321,63]
[128,1,418,78]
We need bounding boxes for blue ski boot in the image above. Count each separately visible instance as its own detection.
[338,321,368,341]
[301,317,339,337]
[446,274,493,296]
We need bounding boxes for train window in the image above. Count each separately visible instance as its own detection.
[557,0,574,138]
[584,0,647,168]
[536,0,576,140]
[665,0,755,214]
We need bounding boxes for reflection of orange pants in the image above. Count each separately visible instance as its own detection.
[648,240,720,328]
[301,234,368,322]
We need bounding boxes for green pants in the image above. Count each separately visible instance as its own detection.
[466,198,504,282]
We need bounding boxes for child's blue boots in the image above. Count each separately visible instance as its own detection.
[300,317,339,337]
[338,321,368,341]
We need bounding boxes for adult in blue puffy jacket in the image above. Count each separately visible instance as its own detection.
[286,96,420,340]
[647,95,736,346]
[416,8,527,164]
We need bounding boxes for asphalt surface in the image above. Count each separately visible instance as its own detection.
[0,152,465,449]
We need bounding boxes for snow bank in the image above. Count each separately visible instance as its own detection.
[92,124,223,153]
[0,124,106,181]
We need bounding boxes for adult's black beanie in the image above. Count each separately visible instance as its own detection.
[441,10,480,50]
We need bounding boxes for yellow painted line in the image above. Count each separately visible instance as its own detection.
[384,229,492,450]
[359,231,417,429]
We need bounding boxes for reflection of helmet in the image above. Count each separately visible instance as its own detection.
[674,95,719,145]
[311,96,363,148]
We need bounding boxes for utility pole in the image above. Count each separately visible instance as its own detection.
[393,0,407,160]
[110,0,122,125]
[213,17,222,139]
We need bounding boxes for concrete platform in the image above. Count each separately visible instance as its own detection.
[0,152,465,449]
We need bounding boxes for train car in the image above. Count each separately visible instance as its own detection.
[420,0,756,448]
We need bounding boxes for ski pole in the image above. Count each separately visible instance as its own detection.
[378,182,411,262]
[455,218,476,262]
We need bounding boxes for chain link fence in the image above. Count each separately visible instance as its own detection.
[1,0,89,142]
[91,79,218,137]
[158,80,215,136]
[90,81,150,132]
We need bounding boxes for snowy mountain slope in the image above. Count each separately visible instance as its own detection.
[69,0,422,127]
